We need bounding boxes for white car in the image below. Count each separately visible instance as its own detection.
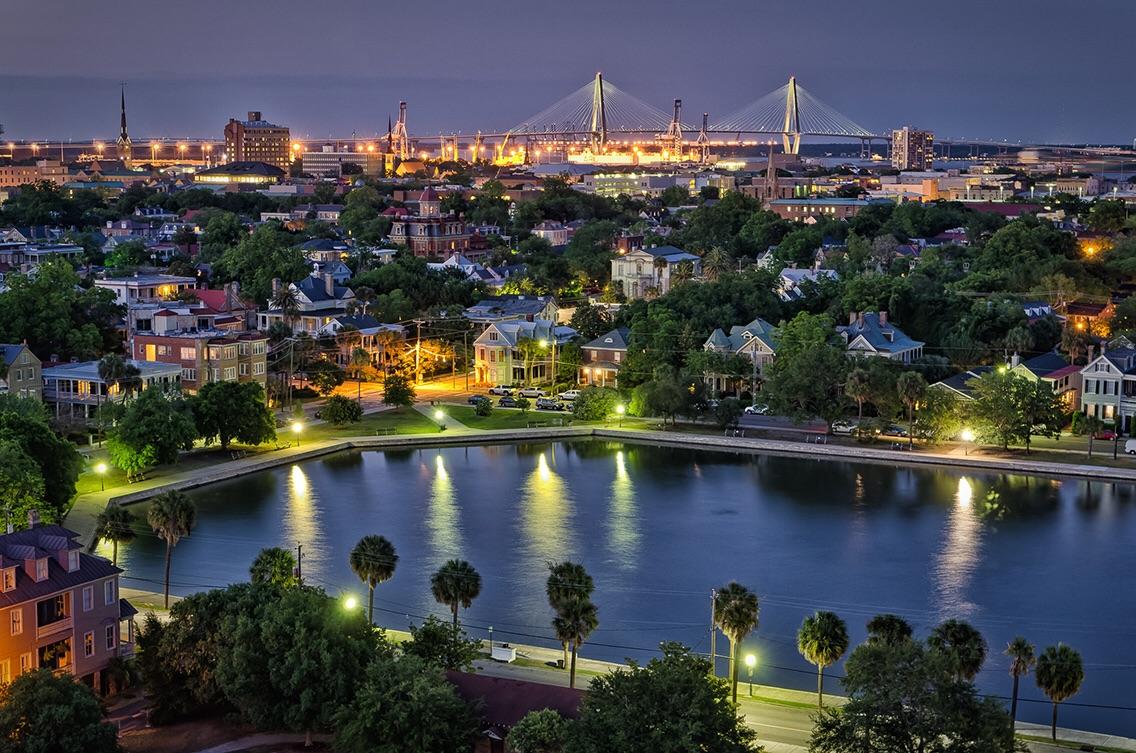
[557,389,581,401]
[518,387,548,398]
[487,385,514,396]
[832,419,858,436]
[743,404,768,415]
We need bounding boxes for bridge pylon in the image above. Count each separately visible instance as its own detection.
[391,101,410,160]
[782,76,802,155]
[696,112,711,164]
[589,72,608,153]
[663,99,684,160]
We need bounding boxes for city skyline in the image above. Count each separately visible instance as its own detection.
[1,0,1134,144]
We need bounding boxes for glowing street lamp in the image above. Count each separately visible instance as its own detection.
[95,462,108,492]
[433,408,445,424]
[960,428,975,456]
[744,653,756,697]
[291,420,304,447]
[343,595,358,611]
[615,403,626,427]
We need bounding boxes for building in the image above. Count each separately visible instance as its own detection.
[116,84,132,165]
[290,204,345,224]
[777,267,839,302]
[223,112,291,170]
[387,187,470,257]
[579,327,629,387]
[0,344,41,400]
[464,295,559,326]
[837,311,924,364]
[931,366,994,400]
[258,275,356,335]
[703,318,779,393]
[194,161,285,186]
[0,242,84,271]
[767,197,892,221]
[95,274,197,306]
[301,145,390,178]
[1079,348,1136,431]
[610,245,701,300]
[314,315,405,371]
[473,319,576,386]
[1065,301,1113,337]
[0,515,137,692]
[131,331,268,392]
[42,359,182,424]
[1010,351,1081,409]
[0,161,70,189]
[531,221,570,247]
[446,672,582,753]
[891,127,934,171]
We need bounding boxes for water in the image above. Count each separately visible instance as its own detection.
[113,441,1136,736]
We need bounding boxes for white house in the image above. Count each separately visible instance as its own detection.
[610,245,701,300]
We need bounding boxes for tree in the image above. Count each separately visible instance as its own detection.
[714,582,760,703]
[896,371,927,448]
[845,367,871,422]
[553,596,599,689]
[568,643,757,753]
[508,708,569,753]
[307,360,346,396]
[321,394,363,425]
[1035,644,1084,741]
[966,369,1062,452]
[333,655,478,753]
[0,440,45,527]
[249,546,298,588]
[0,409,82,523]
[913,387,964,444]
[108,386,197,468]
[713,397,743,429]
[270,286,300,330]
[764,313,849,427]
[1005,636,1036,731]
[349,535,398,626]
[97,353,141,402]
[547,561,596,669]
[797,611,849,708]
[569,303,613,342]
[1012,377,1066,454]
[94,504,135,566]
[572,386,618,421]
[702,246,732,281]
[383,372,416,407]
[431,559,482,632]
[810,639,1016,753]
[192,381,276,450]
[0,669,120,753]
[516,396,532,414]
[147,490,197,608]
[928,618,987,681]
[213,224,308,304]
[866,613,913,646]
[402,615,482,671]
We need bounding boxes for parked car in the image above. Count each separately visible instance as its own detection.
[498,396,519,408]
[1095,429,1118,441]
[1125,439,1136,455]
[743,404,768,415]
[536,397,565,411]
[467,395,490,405]
[519,387,548,398]
[557,389,581,401]
[886,424,909,438]
[832,419,858,436]
[488,385,514,396]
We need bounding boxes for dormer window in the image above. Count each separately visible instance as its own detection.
[34,559,47,582]
[67,551,79,573]
[1,569,14,592]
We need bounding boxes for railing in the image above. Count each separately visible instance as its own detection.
[36,616,72,639]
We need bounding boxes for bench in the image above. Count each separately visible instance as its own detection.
[375,428,396,436]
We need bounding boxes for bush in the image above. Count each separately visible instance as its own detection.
[515,396,531,414]
[712,398,743,429]
[474,400,493,417]
[572,386,619,421]
[322,395,363,425]
[383,373,416,407]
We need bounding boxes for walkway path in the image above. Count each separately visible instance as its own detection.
[189,732,330,753]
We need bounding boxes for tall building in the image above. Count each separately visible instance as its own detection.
[116,84,132,165]
[223,112,290,170]
[891,127,934,171]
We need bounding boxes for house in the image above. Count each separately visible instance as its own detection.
[298,238,351,262]
[464,295,559,326]
[0,344,42,400]
[1022,301,1056,322]
[446,671,583,753]
[767,197,892,221]
[429,254,521,290]
[290,204,345,224]
[1078,348,1136,430]
[95,274,198,305]
[41,359,182,424]
[0,242,85,271]
[777,268,838,302]
[0,514,137,693]
[473,320,576,386]
[1010,351,1081,408]
[837,311,924,364]
[258,275,356,335]
[703,317,779,393]
[1065,301,1113,336]
[931,366,993,400]
[610,245,701,300]
[130,331,268,393]
[387,186,470,257]
[311,260,352,285]
[579,327,629,387]
[531,220,569,247]
[314,315,405,371]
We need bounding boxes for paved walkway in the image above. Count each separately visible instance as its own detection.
[190,732,331,753]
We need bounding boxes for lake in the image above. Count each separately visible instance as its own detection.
[111,440,1136,735]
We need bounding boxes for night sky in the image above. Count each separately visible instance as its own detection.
[2,0,1133,144]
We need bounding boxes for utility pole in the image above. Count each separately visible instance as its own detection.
[295,543,303,585]
[464,330,470,391]
[709,588,717,678]
[414,320,423,384]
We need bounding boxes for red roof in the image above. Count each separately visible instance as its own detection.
[446,671,584,728]
[964,202,1041,218]
[154,310,179,317]
[1044,364,1082,380]
[381,206,410,217]
[194,288,248,312]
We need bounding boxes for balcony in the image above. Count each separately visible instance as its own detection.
[36,615,72,639]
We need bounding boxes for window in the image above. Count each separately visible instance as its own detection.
[253,341,266,355]
[82,586,93,612]
[0,661,8,684]
[84,631,94,658]
[180,347,196,360]
[106,624,116,651]
[223,367,237,381]
[488,331,499,342]
[104,580,116,606]
[68,550,79,572]
[239,362,248,376]
[254,362,266,376]
[19,653,31,674]
[182,368,197,381]
[9,609,21,636]
[2,569,14,591]
[34,559,47,582]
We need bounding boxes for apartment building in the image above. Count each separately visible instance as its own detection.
[130,330,268,392]
[0,344,42,400]
[223,111,291,169]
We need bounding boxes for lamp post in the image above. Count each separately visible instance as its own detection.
[488,625,494,652]
[434,408,446,427]
[615,403,626,427]
[95,462,107,492]
[292,420,304,447]
[744,653,756,697]
[960,428,975,456]
[343,595,358,611]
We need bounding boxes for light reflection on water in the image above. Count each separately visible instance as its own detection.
[933,477,982,619]
[520,451,573,566]
[607,450,640,571]
[426,454,463,566]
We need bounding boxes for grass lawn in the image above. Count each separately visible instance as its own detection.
[446,405,579,430]
[306,407,441,440]
[75,445,274,496]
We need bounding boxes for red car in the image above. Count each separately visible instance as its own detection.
[1094,429,1117,441]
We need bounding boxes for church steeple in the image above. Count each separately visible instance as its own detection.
[116,83,132,165]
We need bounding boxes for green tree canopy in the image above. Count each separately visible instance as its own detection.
[0,670,119,753]
[192,381,276,449]
[108,386,197,468]
[0,408,82,523]
[402,615,482,671]
[508,708,570,753]
[249,546,298,588]
[763,312,849,426]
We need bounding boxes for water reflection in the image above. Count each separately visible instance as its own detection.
[426,454,463,564]
[520,451,573,564]
[284,465,324,573]
[607,450,641,570]
[933,477,982,619]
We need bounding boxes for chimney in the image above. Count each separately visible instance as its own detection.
[27,509,40,529]
[324,273,334,296]
[849,312,857,326]
[248,111,262,122]
[856,312,864,327]
[224,282,233,312]
[879,310,888,326]
[1087,343,1096,364]
[1011,352,1020,368]
[271,278,281,297]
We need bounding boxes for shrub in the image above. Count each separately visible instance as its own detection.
[322,395,363,425]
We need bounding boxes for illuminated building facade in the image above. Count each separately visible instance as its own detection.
[131,330,268,392]
[388,186,470,258]
[223,112,291,169]
[301,145,390,177]
[194,161,285,185]
[891,127,934,171]
[94,274,197,305]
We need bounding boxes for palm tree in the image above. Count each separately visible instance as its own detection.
[714,582,760,703]
[1035,644,1084,741]
[249,546,298,587]
[928,618,987,681]
[1061,327,1087,364]
[845,368,871,423]
[671,260,695,286]
[1005,636,1036,730]
[702,246,731,282]
[431,559,482,631]
[552,597,598,689]
[349,535,398,626]
[797,611,849,708]
[271,286,300,332]
[865,614,913,646]
[1003,325,1033,357]
[146,490,196,608]
[653,256,669,292]
[94,504,135,566]
[97,354,141,403]
[547,561,595,669]
[349,346,370,401]
[896,371,927,448]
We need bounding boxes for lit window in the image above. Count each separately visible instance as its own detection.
[84,631,94,658]
[9,609,21,636]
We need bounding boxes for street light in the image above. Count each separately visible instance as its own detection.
[433,408,445,423]
[95,462,108,492]
[960,428,975,456]
[292,420,304,447]
[343,595,358,611]
[744,653,756,697]
[615,403,626,427]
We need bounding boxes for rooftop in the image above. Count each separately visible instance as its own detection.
[42,358,181,382]
[0,524,121,608]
